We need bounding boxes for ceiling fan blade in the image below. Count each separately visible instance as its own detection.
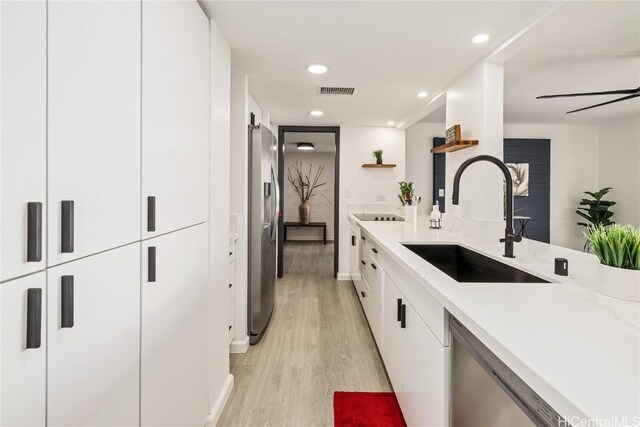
[537,87,639,99]
[566,93,640,114]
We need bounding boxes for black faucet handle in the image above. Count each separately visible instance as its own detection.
[500,232,522,243]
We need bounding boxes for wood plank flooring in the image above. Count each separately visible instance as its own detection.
[218,242,391,426]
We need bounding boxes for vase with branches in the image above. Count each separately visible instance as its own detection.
[287,162,328,224]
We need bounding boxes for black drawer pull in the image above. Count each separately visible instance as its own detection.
[351,235,356,246]
[370,263,377,270]
[397,298,403,322]
[371,248,378,254]
[360,291,366,298]
[26,288,42,349]
[229,251,233,256]
[400,304,406,329]
[27,202,43,262]
[148,247,157,282]
[61,276,74,328]
[147,196,156,232]
[360,260,366,265]
[61,201,74,253]
[229,325,232,331]
[229,283,233,288]
[361,236,366,241]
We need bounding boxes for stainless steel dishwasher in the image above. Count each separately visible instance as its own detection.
[450,315,566,427]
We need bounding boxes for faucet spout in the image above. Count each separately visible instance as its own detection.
[451,155,522,258]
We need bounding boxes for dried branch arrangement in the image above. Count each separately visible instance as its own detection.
[286,162,329,202]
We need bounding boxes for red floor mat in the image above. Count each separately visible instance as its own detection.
[333,391,407,427]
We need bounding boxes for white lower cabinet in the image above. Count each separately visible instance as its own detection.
[47,245,140,427]
[141,225,209,426]
[383,273,449,427]
[228,255,236,344]
[1,272,47,427]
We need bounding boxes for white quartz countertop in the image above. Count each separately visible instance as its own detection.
[350,214,640,425]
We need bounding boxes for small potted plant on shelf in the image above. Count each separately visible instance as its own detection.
[398,181,418,223]
[585,224,640,302]
[373,149,383,165]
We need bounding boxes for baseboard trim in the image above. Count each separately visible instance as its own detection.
[204,374,234,426]
[337,272,352,281]
[230,335,250,353]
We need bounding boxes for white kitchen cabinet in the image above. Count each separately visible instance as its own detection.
[1,0,47,281]
[141,0,210,237]
[1,272,46,427]
[381,274,404,393]
[399,297,449,427]
[47,0,141,266]
[47,245,140,427]
[383,273,450,427]
[362,255,384,344]
[228,257,236,344]
[141,225,209,426]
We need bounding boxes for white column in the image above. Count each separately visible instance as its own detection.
[445,62,504,221]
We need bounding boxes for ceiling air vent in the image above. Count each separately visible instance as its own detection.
[319,86,355,96]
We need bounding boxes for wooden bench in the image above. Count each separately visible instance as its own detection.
[283,222,327,245]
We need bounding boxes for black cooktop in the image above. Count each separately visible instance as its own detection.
[353,213,404,222]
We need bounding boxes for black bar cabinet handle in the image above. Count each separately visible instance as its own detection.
[61,275,74,328]
[27,202,43,262]
[361,260,366,265]
[147,196,156,232]
[360,291,366,298]
[372,248,378,254]
[370,263,377,270]
[351,235,355,246]
[397,298,403,322]
[26,288,42,349]
[61,201,74,253]
[361,236,366,241]
[400,304,407,329]
[148,246,157,282]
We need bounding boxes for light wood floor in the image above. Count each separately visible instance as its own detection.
[218,242,391,426]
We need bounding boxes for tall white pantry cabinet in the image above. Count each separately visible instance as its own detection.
[0,1,213,426]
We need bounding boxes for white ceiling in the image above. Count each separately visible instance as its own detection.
[503,1,640,124]
[203,1,551,127]
[283,132,336,154]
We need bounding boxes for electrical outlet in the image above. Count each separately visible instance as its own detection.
[438,188,445,197]
[377,194,386,202]
[462,198,472,218]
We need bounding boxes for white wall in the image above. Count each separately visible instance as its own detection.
[445,62,505,221]
[598,116,640,227]
[338,126,405,277]
[504,124,599,250]
[405,122,445,215]
[283,151,335,240]
[207,18,232,419]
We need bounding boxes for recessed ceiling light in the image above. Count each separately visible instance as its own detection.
[417,91,428,98]
[387,121,395,126]
[297,142,315,151]
[306,64,328,74]
[471,33,490,44]
[310,110,323,116]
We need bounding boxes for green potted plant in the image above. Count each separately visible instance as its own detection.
[585,224,640,302]
[398,181,417,223]
[373,149,383,165]
[576,187,616,250]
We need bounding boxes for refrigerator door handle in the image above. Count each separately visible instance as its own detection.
[270,166,279,242]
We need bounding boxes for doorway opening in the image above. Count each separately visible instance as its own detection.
[277,126,340,278]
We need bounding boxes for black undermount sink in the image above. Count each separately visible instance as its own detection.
[402,244,549,283]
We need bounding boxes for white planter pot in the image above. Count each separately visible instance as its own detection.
[404,205,417,223]
[597,264,640,303]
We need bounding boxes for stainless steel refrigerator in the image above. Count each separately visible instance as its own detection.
[248,123,279,344]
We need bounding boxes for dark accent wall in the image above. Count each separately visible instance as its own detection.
[430,137,550,243]
[504,138,550,243]
[432,137,446,212]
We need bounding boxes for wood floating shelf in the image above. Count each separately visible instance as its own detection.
[362,164,397,168]
[430,140,479,154]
